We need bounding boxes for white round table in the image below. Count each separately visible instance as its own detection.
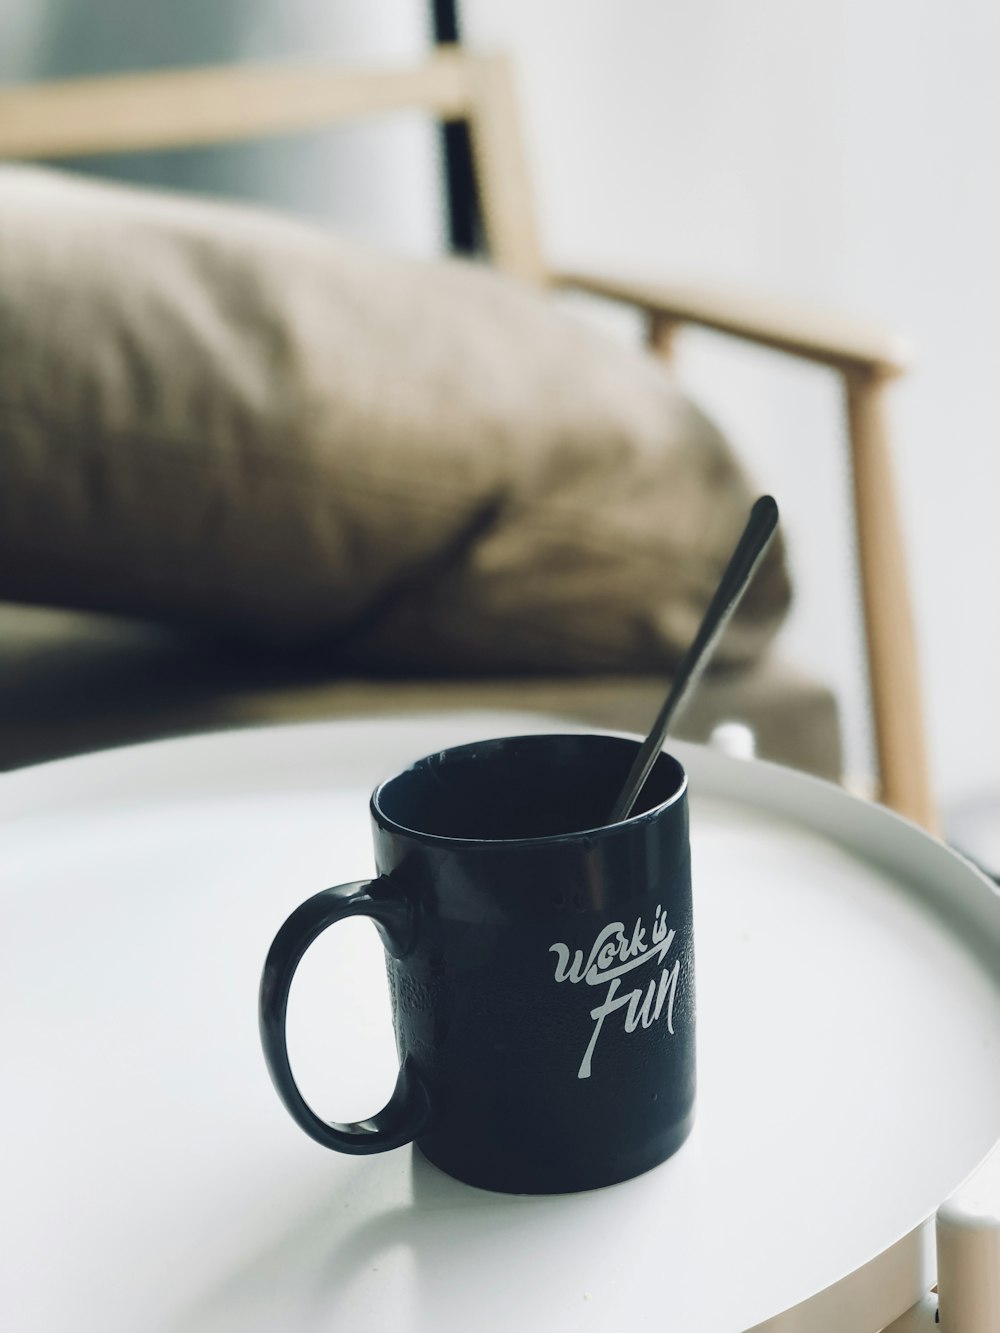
[3,713,999,1333]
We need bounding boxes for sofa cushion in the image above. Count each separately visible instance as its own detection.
[0,603,840,779]
[0,164,790,673]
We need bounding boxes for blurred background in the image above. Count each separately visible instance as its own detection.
[1,0,996,833]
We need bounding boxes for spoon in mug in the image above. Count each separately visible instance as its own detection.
[609,495,780,824]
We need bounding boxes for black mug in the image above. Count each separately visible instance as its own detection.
[259,732,695,1194]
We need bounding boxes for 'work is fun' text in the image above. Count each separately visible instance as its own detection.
[549,908,679,1079]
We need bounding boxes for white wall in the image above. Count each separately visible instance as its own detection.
[465,0,1000,809]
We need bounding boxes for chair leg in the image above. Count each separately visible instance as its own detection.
[843,368,937,832]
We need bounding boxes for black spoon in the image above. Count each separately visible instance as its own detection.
[609,495,780,823]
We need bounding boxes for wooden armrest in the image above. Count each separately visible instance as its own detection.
[0,53,474,159]
[553,269,911,377]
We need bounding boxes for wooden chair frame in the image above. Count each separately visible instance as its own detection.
[0,48,935,829]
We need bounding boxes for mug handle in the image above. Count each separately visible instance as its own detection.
[259,879,432,1154]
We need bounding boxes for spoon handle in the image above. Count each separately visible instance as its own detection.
[609,495,780,824]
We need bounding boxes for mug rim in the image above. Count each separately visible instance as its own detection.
[370,732,688,850]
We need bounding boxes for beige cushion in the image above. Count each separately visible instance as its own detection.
[0,165,789,674]
[0,603,841,780]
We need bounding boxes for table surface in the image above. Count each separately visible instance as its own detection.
[3,712,1000,1333]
